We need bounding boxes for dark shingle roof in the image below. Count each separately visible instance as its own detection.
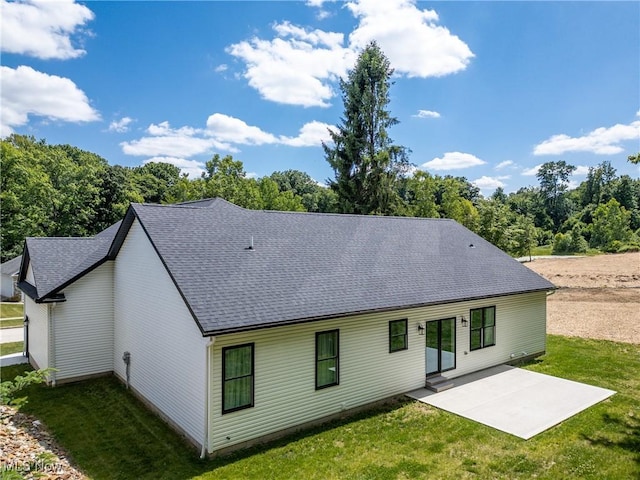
[1,256,22,276]
[20,221,121,300]
[112,200,554,335]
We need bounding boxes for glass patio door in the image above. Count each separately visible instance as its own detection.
[426,318,456,375]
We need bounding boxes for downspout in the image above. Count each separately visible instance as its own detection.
[48,304,56,386]
[201,336,215,459]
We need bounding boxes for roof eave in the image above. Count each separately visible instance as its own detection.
[40,256,110,300]
[201,286,556,337]
[16,280,38,301]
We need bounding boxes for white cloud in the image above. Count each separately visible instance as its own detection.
[227,0,473,108]
[636,109,640,117]
[122,135,225,157]
[0,65,100,137]
[1,0,94,60]
[472,176,507,191]
[143,157,205,179]
[534,120,640,155]
[227,22,352,107]
[347,0,474,78]
[280,121,335,147]
[122,115,334,160]
[206,114,335,147]
[121,121,233,157]
[108,116,134,133]
[214,64,228,73]
[146,121,200,138]
[206,113,278,145]
[413,110,440,119]
[521,164,542,176]
[421,152,486,171]
[495,160,514,170]
[305,0,334,20]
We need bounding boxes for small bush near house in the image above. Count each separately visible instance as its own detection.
[0,368,53,409]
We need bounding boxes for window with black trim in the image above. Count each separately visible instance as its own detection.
[222,343,254,414]
[316,330,339,389]
[389,319,408,352]
[470,306,496,351]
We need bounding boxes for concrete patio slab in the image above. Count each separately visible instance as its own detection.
[407,365,615,439]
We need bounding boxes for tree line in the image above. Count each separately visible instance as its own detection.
[1,42,639,262]
[2,133,638,264]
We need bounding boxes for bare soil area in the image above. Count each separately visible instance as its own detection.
[524,252,640,344]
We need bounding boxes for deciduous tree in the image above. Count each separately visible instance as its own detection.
[536,161,576,231]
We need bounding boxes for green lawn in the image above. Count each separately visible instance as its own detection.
[530,245,553,256]
[1,302,23,319]
[0,341,23,356]
[1,318,24,329]
[1,302,24,329]
[1,335,638,480]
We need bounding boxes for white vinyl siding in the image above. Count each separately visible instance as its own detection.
[25,261,35,285]
[25,296,48,370]
[428,291,547,378]
[114,219,206,446]
[209,310,425,452]
[208,290,547,452]
[1,273,14,299]
[51,263,114,381]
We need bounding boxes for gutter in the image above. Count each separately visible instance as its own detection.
[201,287,557,337]
[201,337,215,459]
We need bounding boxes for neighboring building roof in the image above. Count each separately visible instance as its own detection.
[108,199,555,335]
[1,255,22,276]
[18,221,121,301]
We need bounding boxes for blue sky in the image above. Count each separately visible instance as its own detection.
[2,0,639,196]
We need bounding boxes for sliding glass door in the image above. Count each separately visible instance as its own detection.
[426,318,456,375]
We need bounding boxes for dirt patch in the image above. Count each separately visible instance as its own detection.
[524,252,640,344]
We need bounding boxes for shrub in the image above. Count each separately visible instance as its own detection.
[616,244,640,253]
[552,228,588,254]
[552,233,572,254]
[569,228,588,253]
[0,368,55,409]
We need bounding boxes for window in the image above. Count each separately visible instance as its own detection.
[222,343,254,414]
[316,330,339,389]
[389,319,408,352]
[470,306,496,351]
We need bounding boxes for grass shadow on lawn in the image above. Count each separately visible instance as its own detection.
[2,335,639,479]
[581,412,640,466]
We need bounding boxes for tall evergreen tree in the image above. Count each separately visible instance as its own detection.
[324,41,409,215]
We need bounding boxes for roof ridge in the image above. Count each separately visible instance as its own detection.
[137,197,247,210]
[29,237,100,241]
[257,209,454,222]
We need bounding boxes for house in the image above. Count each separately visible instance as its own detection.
[1,255,22,301]
[17,198,555,456]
